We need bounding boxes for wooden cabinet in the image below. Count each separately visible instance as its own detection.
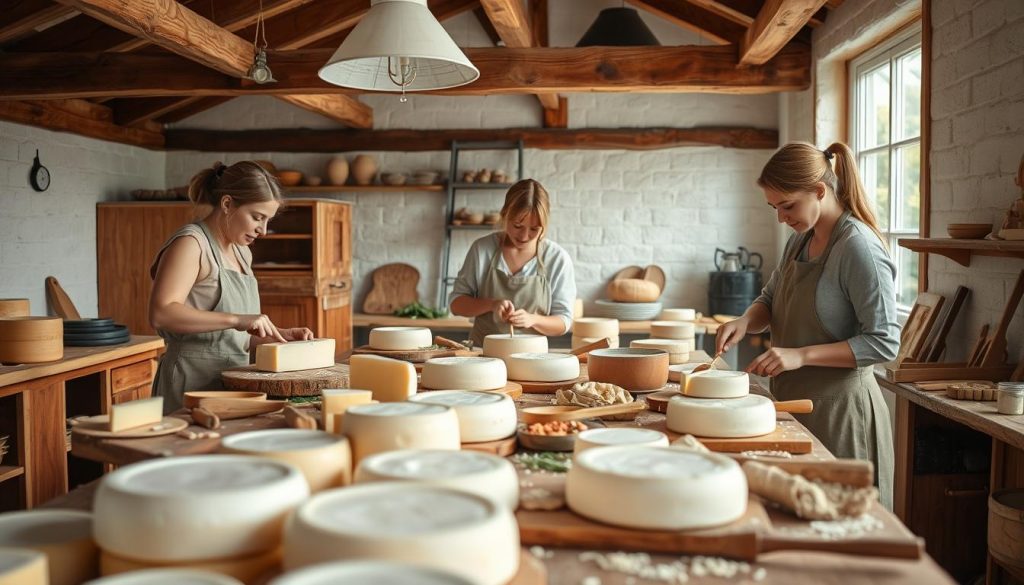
[97,199,353,354]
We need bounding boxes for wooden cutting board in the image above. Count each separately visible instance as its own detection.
[221,364,348,397]
[646,415,814,454]
[45,276,82,320]
[363,263,420,314]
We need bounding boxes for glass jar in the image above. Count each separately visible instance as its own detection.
[996,382,1024,415]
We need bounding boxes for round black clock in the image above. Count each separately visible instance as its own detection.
[30,150,50,192]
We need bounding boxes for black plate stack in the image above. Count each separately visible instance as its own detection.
[63,318,131,346]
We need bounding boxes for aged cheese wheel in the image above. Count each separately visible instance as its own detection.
[566,446,747,530]
[572,317,619,338]
[407,391,516,442]
[354,449,519,510]
[607,278,660,303]
[0,299,29,319]
[649,321,696,340]
[218,429,352,492]
[90,566,245,585]
[0,547,49,585]
[269,561,474,585]
[0,316,63,364]
[666,394,776,438]
[99,549,277,583]
[684,370,750,399]
[94,455,309,562]
[283,484,520,585]
[630,338,692,363]
[481,334,548,363]
[659,308,696,321]
[505,353,580,382]
[571,335,619,350]
[340,402,460,465]
[573,428,669,454]
[420,357,507,391]
[368,327,433,351]
[0,510,96,585]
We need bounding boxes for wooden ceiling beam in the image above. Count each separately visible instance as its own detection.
[626,0,745,45]
[0,1,77,45]
[474,6,503,46]
[158,98,236,125]
[0,100,163,148]
[479,0,562,116]
[739,0,827,66]
[529,0,548,48]
[279,95,373,130]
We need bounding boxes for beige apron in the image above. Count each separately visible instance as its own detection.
[769,210,895,509]
[471,234,552,347]
[152,221,261,413]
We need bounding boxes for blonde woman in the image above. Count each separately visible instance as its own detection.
[716,142,899,507]
[450,179,576,346]
[149,161,313,412]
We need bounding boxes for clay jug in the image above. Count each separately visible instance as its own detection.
[351,154,378,186]
[326,156,349,186]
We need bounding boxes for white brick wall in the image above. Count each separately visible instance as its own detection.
[0,121,165,317]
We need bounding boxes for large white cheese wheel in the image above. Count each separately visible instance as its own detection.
[684,370,750,398]
[368,327,432,351]
[407,391,516,442]
[218,429,352,492]
[349,354,417,402]
[269,561,474,585]
[481,334,547,363]
[98,549,278,584]
[0,510,97,585]
[668,363,701,385]
[283,484,519,585]
[566,446,747,530]
[87,567,244,585]
[340,402,460,465]
[659,308,696,321]
[354,449,519,510]
[505,352,580,382]
[572,317,619,338]
[0,547,48,585]
[255,339,335,373]
[649,321,696,340]
[320,389,372,433]
[420,357,507,391]
[571,335,619,350]
[666,394,776,438]
[573,428,669,454]
[94,455,309,562]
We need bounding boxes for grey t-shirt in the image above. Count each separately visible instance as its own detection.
[753,217,900,366]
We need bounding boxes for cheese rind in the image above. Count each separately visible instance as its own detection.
[649,321,696,340]
[566,446,747,530]
[572,318,619,338]
[218,429,352,492]
[420,357,507,391]
[89,566,246,584]
[98,549,275,583]
[255,339,335,373]
[505,353,580,382]
[659,308,696,321]
[0,547,48,585]
[407,391,516,442]
[666,394,775,438]
[109,397,164,432]
[268,561,474,585]
[573,428,669,454]
[481,334,548,363]
[367,327,432,351]
[0,510,96,585]
[684,370,750,399]
[348,355,417,403]
[354,449,519,509]
[340,403,460,465]
[320,389,372,433]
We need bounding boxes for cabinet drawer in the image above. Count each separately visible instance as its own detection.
[111,359,155,393]
[257,274,317,295]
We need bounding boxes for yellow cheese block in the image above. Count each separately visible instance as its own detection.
[321,389,373,433]
[0,510,98,585]
[0,547,48,585]
[109,397,163,432]
[254,339,335,373]
[348,355,417,403]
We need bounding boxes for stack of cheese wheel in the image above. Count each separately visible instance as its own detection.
[407,391,516,442]
[420,357,507,391]
[283,483,520,585]
[505,352,580,383]
[573,428,669,454]
[571,317,619,350]
[0,510,97,585]
[0,316,63,364]
[93,455,309,581]
[269,561,474,585]
[629,338,691,365]
[650,320,696,342]
[354,449,519,509]
[566,446,747,530]
[368,326,433,351]
[218,429,353,492]
[659,308,696,321]
[481,333,547,363]
[86,568,244,585]
[340,402,460,465]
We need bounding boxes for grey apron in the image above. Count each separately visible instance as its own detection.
[769,210,895,509]
[470,234,552,347]
[153,221,261,413]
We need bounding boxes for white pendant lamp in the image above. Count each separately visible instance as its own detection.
[319,0,480,97]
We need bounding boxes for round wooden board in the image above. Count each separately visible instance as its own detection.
[353,345,457,363]
[417,382,523,400]
[643,387,682,413]
[221,364,348,397]
[514,376,585,394]
[71,415,188,438]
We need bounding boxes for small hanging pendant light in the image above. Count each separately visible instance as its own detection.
[576,7,660,47]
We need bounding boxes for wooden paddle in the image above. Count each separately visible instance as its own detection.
[520,401,645,423]
[45,276,81,320]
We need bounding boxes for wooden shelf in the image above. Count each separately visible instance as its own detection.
[285,185,443,193]
[451,182,513,190]
[252,263,313,270]
[899,238,1024,266]
[0,465,24,484]
[260,233,312,240]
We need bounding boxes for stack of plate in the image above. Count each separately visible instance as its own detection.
[593,299,663,321]
[63,318,130,346]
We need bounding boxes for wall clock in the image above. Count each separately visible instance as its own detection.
[29,150,50,192]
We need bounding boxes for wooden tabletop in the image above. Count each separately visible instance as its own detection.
[0,335,164,388]
[352,313,718,335]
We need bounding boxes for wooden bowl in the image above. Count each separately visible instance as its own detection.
[0,299,30,318]
[276,170,303,186]
[586,348,669,392]
[947,223,991,239]
[990,489,1024,578]
[0,316,63,364]
[183,390,266,410]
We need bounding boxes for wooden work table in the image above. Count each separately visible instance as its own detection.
[352,312,720,335]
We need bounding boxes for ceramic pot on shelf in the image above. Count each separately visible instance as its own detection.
[326,157,349,186]
[351,155,378,186]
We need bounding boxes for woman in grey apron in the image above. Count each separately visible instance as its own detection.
[450,179,577,347]
[149,161,313,412]
[717,142,899,508]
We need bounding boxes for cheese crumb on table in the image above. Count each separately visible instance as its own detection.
[577,551,764,584]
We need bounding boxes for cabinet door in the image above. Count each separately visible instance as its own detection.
[315,202,351,288]
[259,295,319,333]
[323,295,352,354]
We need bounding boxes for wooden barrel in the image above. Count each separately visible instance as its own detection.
[0,299,30,318]
[0,316,63,363]
[989,489,1024,579]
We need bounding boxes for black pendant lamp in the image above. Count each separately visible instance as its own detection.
[576,7,660,47]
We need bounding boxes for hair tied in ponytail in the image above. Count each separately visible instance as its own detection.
[823,149,834,161]
[214,163,227,178]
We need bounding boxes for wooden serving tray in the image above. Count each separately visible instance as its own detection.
[221,364,348,397]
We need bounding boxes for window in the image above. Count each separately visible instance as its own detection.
[849,23,923,310]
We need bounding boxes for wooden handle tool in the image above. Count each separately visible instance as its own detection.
[190,406,221,430]
[570,337,611,361]
[434,336,469,351]
[692,350,725,373]
[283,405,318,430]
[724,456,874,487]
[197,397,286,420]
[520,401,646,423]
[773,399,813,414]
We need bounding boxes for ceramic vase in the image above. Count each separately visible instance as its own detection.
[327,156,349,186]
[351,155,378,186]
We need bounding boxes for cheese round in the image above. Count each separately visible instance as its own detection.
[650,321,696,340]
[0,510,96,585]
[94,455,309,562]
[368,327,433,351]
[684,370,750,399]
[573,428,669,454]
[505,352,580,382]
[572,318,619,338]
[269,561,474,585]
[571,335,619,350]
[283,484,520,585]
[0,547,47,585]
[340,402,460,465]
[420,357,507,391]
[659,308,696,321]
[566,446,747,530]
[98,549,278,583]
[481,334,547,363]
[407,391,516,442]
[218,429,352,492]
[354,449,519,510]
[88,567,245,585]
[630,338,692,363]
[666,394,776,438]
[668,363,700,384]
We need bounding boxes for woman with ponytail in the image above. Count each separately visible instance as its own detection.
[148,161,313,412]
[716,142,899,508]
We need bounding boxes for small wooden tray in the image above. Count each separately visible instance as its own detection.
[70,415,188,439]
[352,345,458,363]
[514,376,586,394]
[462,435,517,457]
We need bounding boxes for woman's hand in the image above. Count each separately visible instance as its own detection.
[281,327,314,341]
[493,300,515,323]
[236,314,287,343]
[508,309,539,329]
[716,317,749,354]
[746,347,805,377]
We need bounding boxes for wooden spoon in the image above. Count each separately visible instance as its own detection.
[692,351,725,373]
[520,401,645,423]
[774,399,813,414]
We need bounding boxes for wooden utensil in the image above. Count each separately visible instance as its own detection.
[362,263,420,314]
[284,405,318,430]
[981,269,1024,367]
[190,406,221,430]
[922,286,969,362]
[520,401,646,423]
[45,276,82,320]
[723,456,874,487]
[434,336,470,351]
[646,392,812,415]
[692,350,725,373]
[773,399,813,414]
[569,337,611,360]
[967,324,990,366]
[197,397,286,420]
